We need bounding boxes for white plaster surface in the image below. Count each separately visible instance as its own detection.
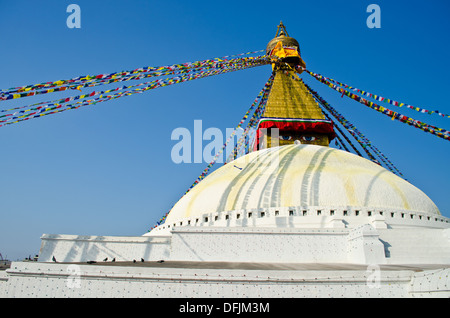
[38,234,171,263]
[169,227,349,263]
[165,145,441,224]
[33,223,450,267]
[3,261,442,298]
[409,268,450,297]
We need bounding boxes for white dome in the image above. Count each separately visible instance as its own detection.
[163,144,440,225]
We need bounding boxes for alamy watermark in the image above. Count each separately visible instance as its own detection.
[64,5,380,32]
[66,4,81,29]
[170,120,280,164]
[366,4,381,29]
[66,264,81,289]
[366,264,381,289]
[170,120,280,172]
[170,120,243,164]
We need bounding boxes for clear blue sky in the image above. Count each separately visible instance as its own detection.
[0,0,449,260]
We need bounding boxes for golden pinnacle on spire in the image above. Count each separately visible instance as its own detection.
[275,21,288,37]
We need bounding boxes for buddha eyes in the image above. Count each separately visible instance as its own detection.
[302,136,316,142]
[278,135,317,142]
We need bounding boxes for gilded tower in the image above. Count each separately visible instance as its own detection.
[255,22,335,149]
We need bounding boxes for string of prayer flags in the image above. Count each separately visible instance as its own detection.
[301,78,404,178]
[304,69,450,142]
[0,55,269,102]
[186,72,275,193]
[284,69,404,177]
[227,74,273,161]
[148,72,276,231]
[302,68,450,119]
[0,62,265,128]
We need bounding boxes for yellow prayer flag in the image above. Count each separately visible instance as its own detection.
[271,41,287,58]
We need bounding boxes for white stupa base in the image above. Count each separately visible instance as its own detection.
[35,214,450,265]
[1,261,449,298]
[2,214,449,298]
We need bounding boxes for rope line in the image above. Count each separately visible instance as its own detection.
[0,50,266,99]
[149,72,276,230]
[298,74,404,177]
[0,56,270,127]
[302,68,450,119]
[303,68,450,142]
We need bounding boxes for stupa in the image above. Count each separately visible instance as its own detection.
[1,23,449,298]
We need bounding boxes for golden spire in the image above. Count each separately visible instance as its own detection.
[255,23,335,149]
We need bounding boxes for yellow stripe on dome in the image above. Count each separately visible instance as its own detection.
[164,145,440,225]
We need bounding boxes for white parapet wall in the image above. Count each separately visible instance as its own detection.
[148,207,450,236]
[1,261,427,298]
[347,225,386,264]
[409,268,450,297]
[0,271,8,298]
[36,226,450,265]
[4,225,450,298]
[38,234,171,263]
[377,228,450,264]
[169,227,351,263]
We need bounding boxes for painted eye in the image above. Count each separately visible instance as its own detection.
[302,136,316,142]
[279,135,293,141]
